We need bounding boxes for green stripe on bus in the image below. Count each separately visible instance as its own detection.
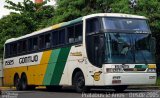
[50,47,71,85]
[135,65,142,68]
[141,65,147,68]
[43,49,61,85]
[62,17,82,27]
[135,65,147,68]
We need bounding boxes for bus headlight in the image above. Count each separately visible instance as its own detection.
[147,68,156,73]
[106,68,123,73]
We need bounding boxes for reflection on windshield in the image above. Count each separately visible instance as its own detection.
[104,33,155,64]
[103,18,150,32]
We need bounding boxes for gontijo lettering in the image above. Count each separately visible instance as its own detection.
[19,55,38,64]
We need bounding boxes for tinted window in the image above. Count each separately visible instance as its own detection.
[67,26,74,43]
[11,43,17,56]
[33,37,38,51]
[86,18,100,34]
[28,37,38,51]
[67,23,83,43]
[22,40,27,53]
[103,18,150,32]
[5,44,10,58]
[75,23,82,42]
[18,40,27,54]
[28,38,33,51]
[39,35,45,49]
[59,29,65,44]
[52,30,59,46]
[45,33,51,49]
[17,40,27,54]
[18,41,22,54]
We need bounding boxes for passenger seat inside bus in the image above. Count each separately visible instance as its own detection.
[69,38,74,43]
[46,42,51,48]
[33,45,38,50]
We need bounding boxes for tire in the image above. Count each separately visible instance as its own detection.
[46,86,62,91]
[113,85,128,92]
[14,75,21,91]
[73,71,86,93]
[20,74,28,91]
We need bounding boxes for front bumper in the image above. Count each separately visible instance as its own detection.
[104,73,156,85]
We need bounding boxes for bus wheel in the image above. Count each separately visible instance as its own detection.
[20,74,28,90]
[113,85,128,92]
[14,75,21,90]
[73,71,86,93]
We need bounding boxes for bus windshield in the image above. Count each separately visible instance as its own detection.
[102,18,150,33]
[104,33,155,64]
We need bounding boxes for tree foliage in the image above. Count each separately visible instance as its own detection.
[0,0,55,57]
[53,0,114,23]
[4,0,49,13]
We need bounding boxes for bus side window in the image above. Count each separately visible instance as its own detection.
[18,41,23,54]
[86,18,100,34]
[67,26,74,43]
[10,44,14,57]
[75,23,82,42]
[45,33,51,49]
[22,40,27,53]
[12,43,17,56]
[59,29,65,45]
[28,38,33,51]
[52,30,59,47]
[5,44,10,58]
[39,35,45,49]
[17,40,27,54]
[9,43,17,57]
[33,37,38,51]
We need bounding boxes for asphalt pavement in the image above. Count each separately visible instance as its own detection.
[0,87,160,98]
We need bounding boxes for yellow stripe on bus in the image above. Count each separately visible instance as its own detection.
[27,50,52,85]
[3,66,27,86]
[148,64,156,68]
[3,50,52,86]
[52,23,64,30]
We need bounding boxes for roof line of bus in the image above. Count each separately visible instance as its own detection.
[5,16,83,44]
[5,13,147,44]
[83,13,147,19]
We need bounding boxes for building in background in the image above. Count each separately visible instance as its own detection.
[35,0,43,3]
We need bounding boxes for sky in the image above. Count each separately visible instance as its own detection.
[0,0,56,19]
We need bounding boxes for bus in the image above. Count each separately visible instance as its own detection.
[3,13,156,92]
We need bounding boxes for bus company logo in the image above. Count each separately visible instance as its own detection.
[70,52,82,56]
[19,55,38,64]
[92,71,102,81]
[5,60,14,65]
